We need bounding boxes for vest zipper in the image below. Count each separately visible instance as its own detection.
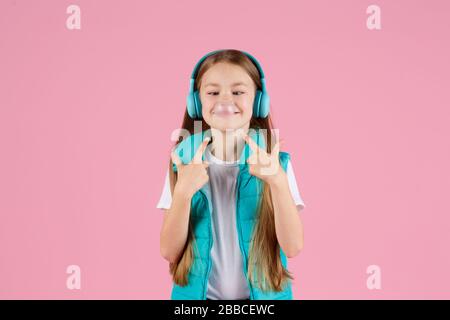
[199,189,214,300]
[235,169,255,300]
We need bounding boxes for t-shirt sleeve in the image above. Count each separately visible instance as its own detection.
[156,168,172,210]
[285,160,306,211]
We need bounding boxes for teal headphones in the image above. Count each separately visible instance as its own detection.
[186,49,270,119]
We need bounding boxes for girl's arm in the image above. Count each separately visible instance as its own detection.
[242,134,304,258]
[160,138,210,264]
[160,186,193,264]
[269,169,304,258]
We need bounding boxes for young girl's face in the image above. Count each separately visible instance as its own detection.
[199,62,256,131]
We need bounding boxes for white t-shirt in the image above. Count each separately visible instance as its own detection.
[156,144,305,300]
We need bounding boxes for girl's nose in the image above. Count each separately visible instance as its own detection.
[219,99,234,105]
[219,92,233,100]
[215,100,236,107]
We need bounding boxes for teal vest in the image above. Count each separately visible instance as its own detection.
[170,128,293,300]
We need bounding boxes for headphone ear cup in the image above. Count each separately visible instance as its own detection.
[259,91,270,118]
[186,92,196,118]
[193,91,202,119]
[253,90,262,118]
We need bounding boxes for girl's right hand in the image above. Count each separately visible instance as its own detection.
[171,137,211,199]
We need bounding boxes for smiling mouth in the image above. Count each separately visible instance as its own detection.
[212,111,240,116]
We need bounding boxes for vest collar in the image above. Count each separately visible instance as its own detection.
[172,127,267,172]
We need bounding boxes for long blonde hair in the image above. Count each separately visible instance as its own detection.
[167,49,293,292]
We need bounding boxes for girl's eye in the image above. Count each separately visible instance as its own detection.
[206,91,245,95]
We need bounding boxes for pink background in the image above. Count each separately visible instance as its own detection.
[1,0,449,299]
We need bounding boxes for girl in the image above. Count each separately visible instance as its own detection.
[157,49,305,300]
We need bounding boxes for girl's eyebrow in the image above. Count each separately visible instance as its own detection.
[204,82,248,88]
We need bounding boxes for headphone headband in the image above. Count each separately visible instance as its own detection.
[190,49,266,83]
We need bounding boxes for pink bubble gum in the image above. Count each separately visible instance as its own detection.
[211,101,240,116]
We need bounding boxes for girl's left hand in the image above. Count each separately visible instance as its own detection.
[243,134,284,186]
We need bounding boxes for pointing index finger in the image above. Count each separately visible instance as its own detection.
[271,135,283,156]
[192,137,211,164]
[244,134,265,155]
